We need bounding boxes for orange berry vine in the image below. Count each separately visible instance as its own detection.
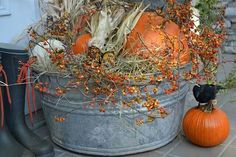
[27,0,229,124]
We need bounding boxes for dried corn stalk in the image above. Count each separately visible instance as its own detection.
[38,0,88,27]
[88,0,126,51]
[105,2,148,56]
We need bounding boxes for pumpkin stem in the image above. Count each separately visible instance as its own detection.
[203,99,217,112]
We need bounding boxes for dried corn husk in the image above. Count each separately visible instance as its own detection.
[88,0,126,51]
[190,7,200,35]
[105,2,148,56]
[191,0,200,35]
[38,0,87,25]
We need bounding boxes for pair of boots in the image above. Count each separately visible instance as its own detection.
[0,43,54,157]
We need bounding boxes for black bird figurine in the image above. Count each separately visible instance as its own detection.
[193,84,224,109]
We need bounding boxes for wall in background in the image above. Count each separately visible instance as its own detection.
[0,0,40,44]
[221,0,236,54]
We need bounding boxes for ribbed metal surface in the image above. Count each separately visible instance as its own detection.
[37,64,190,156]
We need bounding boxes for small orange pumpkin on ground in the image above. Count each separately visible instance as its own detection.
[72,33,91,55]
[125,12,190,65]
[183,106,230,147]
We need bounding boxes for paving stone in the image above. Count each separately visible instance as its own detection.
[60,150,94,157]
[60,150,163,157]
[225,8,236,17]
[224,41,236,47]
[165,155,181,157]
[222,102,236,129]
[170,137,225,157]
[157,135,182,153]
[216,54,236,82]
[231,23,236,30]
[221,146,236,157]
[226,34,236,41]
[60,153,90,157]
[56,150,173,157]
[228,2,236,7]
[227,29,236,35]
[225,19,232,28]
[222,46,236,54]
[221,128,236,146]
[54,149,64,156]
[126,151,164,157]
[229,131,236,147]
[216,89,236,108]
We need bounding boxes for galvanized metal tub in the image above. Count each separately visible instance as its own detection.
[36,69,189,156]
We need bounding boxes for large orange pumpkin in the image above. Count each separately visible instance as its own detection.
[125,12,190,65]
[183,107,230,147]
[72,33,91,55]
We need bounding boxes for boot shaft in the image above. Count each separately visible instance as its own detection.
[0,43,29,129]
[1,43,55,157]
[0,54,12,128]
[0,66,6,129]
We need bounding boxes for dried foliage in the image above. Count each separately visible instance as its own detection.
[26,0,231,123]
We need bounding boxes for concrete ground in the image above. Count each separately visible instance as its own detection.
[31,54,236,157]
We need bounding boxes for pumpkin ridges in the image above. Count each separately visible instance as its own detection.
[206,114,214,145]
[212,110,223,145]
[218,109,229,144]
[183,109,192,134]
[205,112,214,146]
[187,108,197,143]
[196,109,206,145]
[183,107,200,143]
[199,111,207,145]
[211,109,227,145]
[194,108,204,144]
[203,109,226,146]
[183,107,230,147]
[217,109,230,143]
